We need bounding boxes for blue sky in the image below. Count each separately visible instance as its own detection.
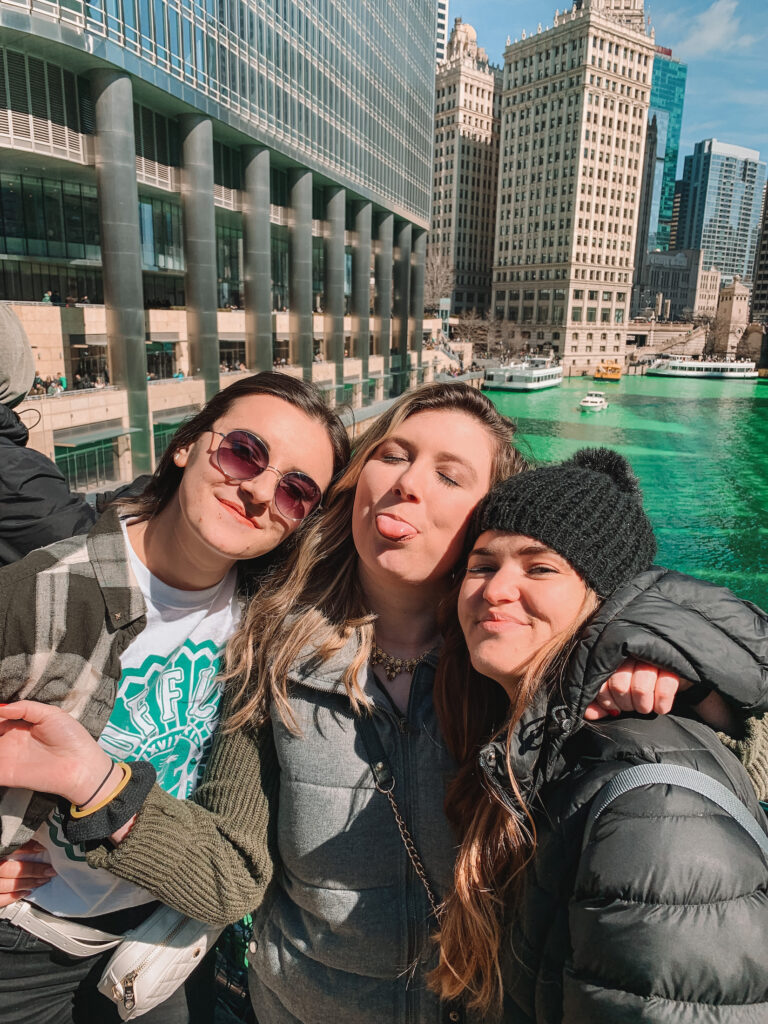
[458,0,767,172]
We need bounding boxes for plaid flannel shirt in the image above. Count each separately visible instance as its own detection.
[0,507,147,855]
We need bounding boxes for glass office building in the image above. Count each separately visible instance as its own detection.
[0,0,436,471]
[676,139,766,285]
[646,47,686,252]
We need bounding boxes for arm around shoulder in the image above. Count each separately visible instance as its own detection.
[86,713,280,926]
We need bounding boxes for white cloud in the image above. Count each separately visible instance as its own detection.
[675,0,756,57]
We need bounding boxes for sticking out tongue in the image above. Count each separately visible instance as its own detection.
[376,514,418,541]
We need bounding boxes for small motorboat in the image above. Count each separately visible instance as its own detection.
[579,391,608,412]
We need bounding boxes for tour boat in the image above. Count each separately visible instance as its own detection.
[593,359,622,382]
[579,391,608,412]
[646,358,757,379]
[482,358,563,392]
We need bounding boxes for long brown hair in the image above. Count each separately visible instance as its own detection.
[431,583,600,1011]
[225,382,527,733]
[120,372,350,521]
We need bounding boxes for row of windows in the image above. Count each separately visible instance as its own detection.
[0,3,435,220]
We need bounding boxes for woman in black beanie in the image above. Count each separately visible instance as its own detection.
[431,448,768,1023]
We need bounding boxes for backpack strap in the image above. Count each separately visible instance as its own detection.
[582,762,768,861]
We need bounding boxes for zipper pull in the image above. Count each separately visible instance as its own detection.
[122,972,137,1011]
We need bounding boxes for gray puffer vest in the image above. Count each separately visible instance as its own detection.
[247,640,467,1024]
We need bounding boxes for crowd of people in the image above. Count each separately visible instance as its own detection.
[27,371,110,396]
[0,325,765,1024]
[41,290,91,307]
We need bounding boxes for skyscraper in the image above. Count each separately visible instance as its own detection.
[430,18,501,314]
[750,183,768,322]
[436,0,450,62]
[676,139,766,284]
[492,0,655,371]
[646,48,687,252]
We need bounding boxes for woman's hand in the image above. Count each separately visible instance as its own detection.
[585,660,682,720]
[0,840,56,907]
[0,701,114,806]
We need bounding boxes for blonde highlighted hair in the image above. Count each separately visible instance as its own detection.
[224,382,527,734]
[430,586,600,1012]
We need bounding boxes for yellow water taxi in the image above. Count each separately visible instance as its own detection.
[593,360,622,382]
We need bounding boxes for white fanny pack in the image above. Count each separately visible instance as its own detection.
[0,900,222,1020]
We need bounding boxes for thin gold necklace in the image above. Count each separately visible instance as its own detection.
[371,642,431,682]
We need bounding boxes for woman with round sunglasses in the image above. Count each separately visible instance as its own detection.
[0,372,348,1024]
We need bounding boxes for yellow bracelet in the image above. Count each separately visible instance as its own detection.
[69,762,132,818]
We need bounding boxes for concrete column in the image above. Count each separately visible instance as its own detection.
[179,115,219,400]
[411,229,427,382]
[242,145,272,372]
[374,213,393,393]
[289,168,313,379]
[352,200,372,396]
[325,185,345,401]
[392,221,412,396]
[90,69,150,473]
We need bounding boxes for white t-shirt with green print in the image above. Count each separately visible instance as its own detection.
[30,523,240,918]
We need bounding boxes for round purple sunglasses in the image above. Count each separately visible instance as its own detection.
[211,429,322,521]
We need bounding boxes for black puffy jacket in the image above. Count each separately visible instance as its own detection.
[483,568,768,1023]
[0,404,95,565]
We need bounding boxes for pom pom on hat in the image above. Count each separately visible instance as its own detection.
[566,447,642,496]
[476,447,656,597]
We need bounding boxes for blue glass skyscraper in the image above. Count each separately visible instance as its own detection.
[677,139,766,284]
[647,47,687,252]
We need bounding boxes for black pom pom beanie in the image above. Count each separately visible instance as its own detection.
[475,447,657,597]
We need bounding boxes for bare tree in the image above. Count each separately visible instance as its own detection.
[477,311,505,358]
[454,309,487,350]
[423,243,455,312]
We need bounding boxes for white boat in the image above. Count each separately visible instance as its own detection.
[646,357,758,379]
[580,391,608,412]
[482,358,563,392]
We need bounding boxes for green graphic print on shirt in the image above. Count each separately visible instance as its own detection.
[47,639,223,861]
[99,638,224,795]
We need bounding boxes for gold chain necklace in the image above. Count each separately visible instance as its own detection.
[371,642,431,682]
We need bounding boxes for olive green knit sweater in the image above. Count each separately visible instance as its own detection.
[86,693,279,926]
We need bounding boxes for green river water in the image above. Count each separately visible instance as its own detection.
[487,375,768,610]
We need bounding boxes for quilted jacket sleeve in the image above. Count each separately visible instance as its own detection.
[85,711,279,926]
[563,757,768,1022]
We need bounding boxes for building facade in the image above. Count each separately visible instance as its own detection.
[751,182,768,323]
[491,0,655,371]
[436,0,450,63]
[708,279,751,357]
[0,0,436,475]
[645,47,686,253]
[675,139,766,285]
[632,249,719,321]
[631,45,687,315]
[430,18,500,316]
